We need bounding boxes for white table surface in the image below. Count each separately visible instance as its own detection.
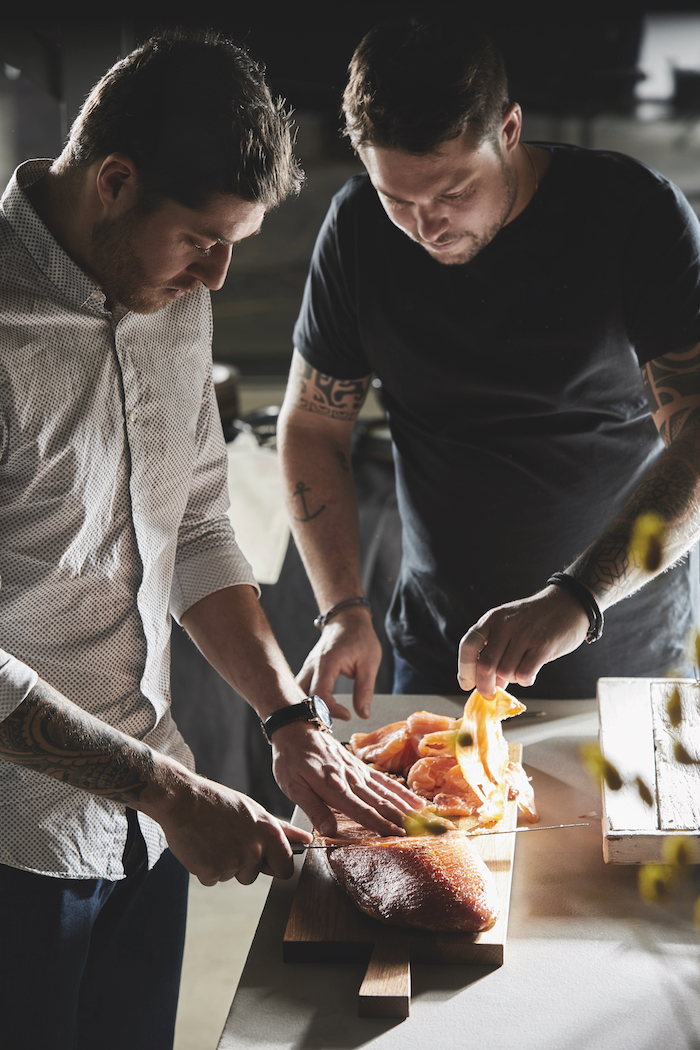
[217,695,700,1050]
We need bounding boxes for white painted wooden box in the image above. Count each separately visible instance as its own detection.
[597,678,700,864]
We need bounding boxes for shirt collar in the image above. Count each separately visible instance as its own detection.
[1,159,107,311]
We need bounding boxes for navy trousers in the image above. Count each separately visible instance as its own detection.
[0,809,189,1050]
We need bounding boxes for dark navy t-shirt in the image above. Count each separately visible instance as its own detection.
[293,144,700,698]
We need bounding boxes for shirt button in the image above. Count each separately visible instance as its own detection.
[129,410,137,423]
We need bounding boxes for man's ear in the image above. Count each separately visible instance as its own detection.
[500,103,522,156]
[94,153,140,215]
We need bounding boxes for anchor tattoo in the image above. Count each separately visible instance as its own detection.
[293,481,326,522]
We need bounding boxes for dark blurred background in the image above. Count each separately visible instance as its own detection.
[3,5,700,374]
[3,5,700,812]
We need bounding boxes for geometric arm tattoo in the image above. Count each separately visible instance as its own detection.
[569,341,700,603]
[0,680,155,804]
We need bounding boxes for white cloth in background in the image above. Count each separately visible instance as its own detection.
[226,431,290,586]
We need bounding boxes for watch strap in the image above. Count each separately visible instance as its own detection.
[261,697,331,742]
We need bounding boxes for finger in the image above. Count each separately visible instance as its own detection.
[345,775,423,831]
[513,650,544,688]
[235,865,261,886]
[473,630,509,699]
[352,663,376,719]
[310,666,352,721]
[366,767,425,810]
[457,625,490,691]
[314,766,414,836]
[323,695,352,721]
[258,849,294,881]
[197,873,219,887]
[289,787,339,837]
[279,821,313,845]
[486,636,529,688]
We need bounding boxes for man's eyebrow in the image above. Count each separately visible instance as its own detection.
[376,175,471,203]
[215,222,264,244]
[200,223,264,246]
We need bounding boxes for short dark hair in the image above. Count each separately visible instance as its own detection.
[343,14,510,154]
[65,28,304,210]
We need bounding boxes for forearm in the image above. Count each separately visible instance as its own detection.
[277,409,364,611]
[0,678,181,812]
[568,422,700,608]
[180,584,307,719]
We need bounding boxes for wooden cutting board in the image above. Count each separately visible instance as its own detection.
[598,678,700,863]
[283,742,522,1018]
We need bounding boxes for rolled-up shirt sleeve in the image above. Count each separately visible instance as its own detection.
[0,650,38,722]
[169,364,260,622]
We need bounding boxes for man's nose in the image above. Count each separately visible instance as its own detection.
[414,205,449,244]
[188,243,233,290]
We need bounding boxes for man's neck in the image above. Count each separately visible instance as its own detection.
[25,165,99,284]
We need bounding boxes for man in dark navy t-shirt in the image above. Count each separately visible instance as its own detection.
[278,13,700,708]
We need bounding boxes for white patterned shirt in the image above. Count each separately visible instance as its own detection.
[0,160,258,879]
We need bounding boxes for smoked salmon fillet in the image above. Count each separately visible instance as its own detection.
[325,829,500,933]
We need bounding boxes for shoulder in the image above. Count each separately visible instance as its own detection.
[543,142,694,215]
[324,173,381,230]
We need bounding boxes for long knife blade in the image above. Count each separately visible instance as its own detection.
[291,822,589,853]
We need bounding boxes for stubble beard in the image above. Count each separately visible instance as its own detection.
[90,213,196,315]
[416,160,519,266]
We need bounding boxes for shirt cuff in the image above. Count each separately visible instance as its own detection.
[170,544,261,623]
[0,651,39,722]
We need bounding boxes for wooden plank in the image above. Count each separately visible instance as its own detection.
[597,678,658,833]
[651,681,700,831]
[603,829,700,864]
[358,936,411,1019]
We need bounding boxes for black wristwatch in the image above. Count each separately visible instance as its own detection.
[261,696,333,742]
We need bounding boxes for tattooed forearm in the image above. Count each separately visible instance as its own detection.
[336,450,350,472]
[0,681,155,804]
[569,344,700,604]
[289,351,370,422]
[570,426,700,604]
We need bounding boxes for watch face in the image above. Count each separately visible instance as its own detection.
[310,695,332,728]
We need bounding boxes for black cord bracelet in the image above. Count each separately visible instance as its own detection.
[546,572,604,644]
[314,597,372,630]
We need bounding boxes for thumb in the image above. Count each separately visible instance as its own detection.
[310,664,351,721]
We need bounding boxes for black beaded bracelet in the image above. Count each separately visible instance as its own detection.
[314,597,372,630]
[546,572,604,644]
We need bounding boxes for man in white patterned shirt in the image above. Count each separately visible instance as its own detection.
[0,29,420,1050]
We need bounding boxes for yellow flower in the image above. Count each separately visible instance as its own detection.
[662,836,692,869]
[674,741,699,765]
[638,864,676,901]
[635,776,654,807]
[403,810,455,837]
[629,512,665,572]
[666,685,683,728]
[580,742,622,790]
